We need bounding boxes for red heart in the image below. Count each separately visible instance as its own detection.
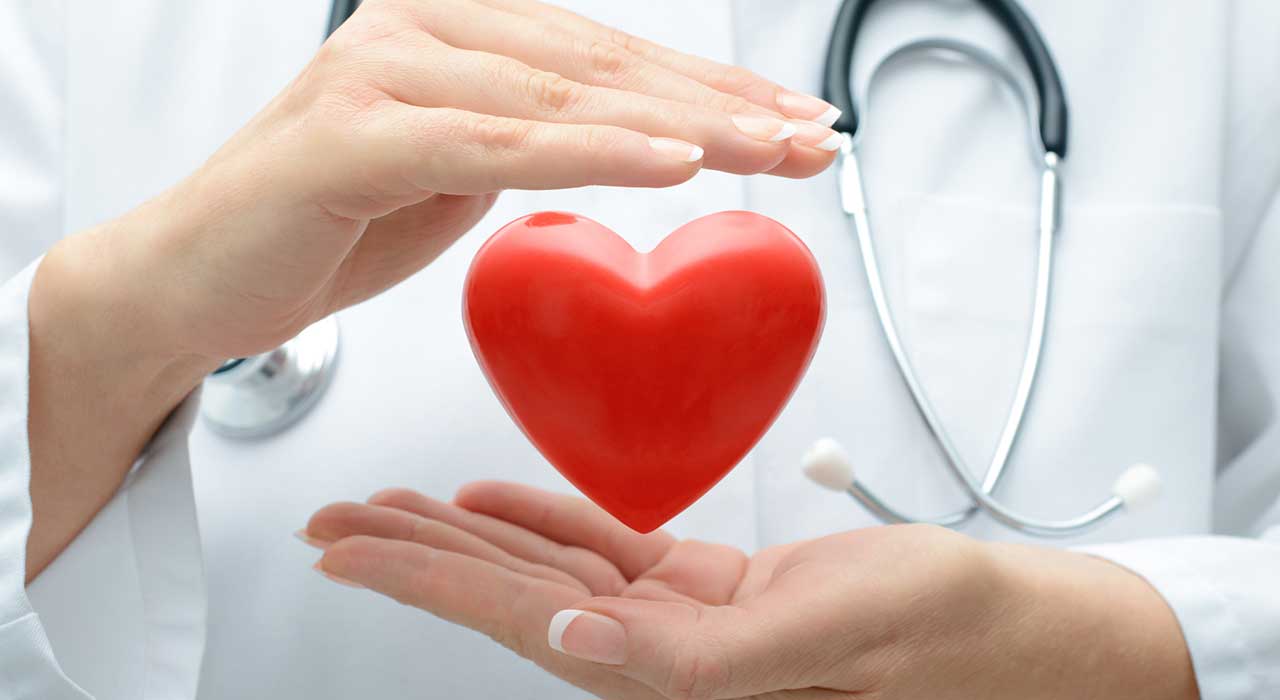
[464,211,825,532]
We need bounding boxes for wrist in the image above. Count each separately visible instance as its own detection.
[33,223,220,407]
[988,542,1199,700]
[25,227,217,580]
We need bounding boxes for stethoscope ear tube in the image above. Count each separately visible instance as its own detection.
[978,0,1068,156]
[822,0,865,137]
[822,0,1068,157]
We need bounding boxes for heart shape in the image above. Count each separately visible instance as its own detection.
[464,211,825,532]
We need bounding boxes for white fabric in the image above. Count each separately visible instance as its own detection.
[27,388,207,700]
[0,262,89,699]
[0,260,207,700]
[0,1,1277,699]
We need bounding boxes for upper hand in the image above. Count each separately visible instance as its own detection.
[305,482,1199,700]
[75,0,843,366]
[23,0,843,581]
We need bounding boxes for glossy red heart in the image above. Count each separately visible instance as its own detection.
[464,211,825,532]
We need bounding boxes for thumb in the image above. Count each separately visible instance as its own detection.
[545,597,803,700]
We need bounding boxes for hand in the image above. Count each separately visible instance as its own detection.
[75,0,843,365]
[25,0,843,578]
[305,482,1199,700]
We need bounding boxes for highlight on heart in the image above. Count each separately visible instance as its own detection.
[463,210,826,532]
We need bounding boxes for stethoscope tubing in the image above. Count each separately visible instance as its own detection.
[823,0,1132,535]
[824,0,1068,157]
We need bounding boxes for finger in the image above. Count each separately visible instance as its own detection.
[381,43,813,176]
[455,481,676,581]
[763,135,841,179]
[544,597,810,700]
[319,537,664,700]
[305,501,590,593]
[367,487,630,596]
[358,103,702,196]
[623,540,747,606]
[470,0,842,124]
[405,3,835,176]
[411,1,778,123]
[319,536,568,636]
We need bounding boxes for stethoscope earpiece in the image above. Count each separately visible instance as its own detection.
[802,437,857,492]
[1111,463,1163,510]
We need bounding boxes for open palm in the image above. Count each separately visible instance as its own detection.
[305,482,1000,700]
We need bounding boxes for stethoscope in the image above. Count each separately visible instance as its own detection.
[200,0,359,438]
[800,0,1162,536]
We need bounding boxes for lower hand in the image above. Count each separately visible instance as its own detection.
[305,482,1198,700]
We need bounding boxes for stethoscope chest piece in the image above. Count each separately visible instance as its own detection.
[201,316,341,439]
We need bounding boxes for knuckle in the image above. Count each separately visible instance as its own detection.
[608,27,642,56]
[586,38,633,82]
[313,33,365,78]
[403,513,428,544]
[318,8,411,60]
[487,583,537,660]
[525,69,581,113]
[716,65,765,98]
[581,125,624,155]
[488,625,529,660]
[307,15,424,110]
[385,0,449,34]
[467,114,534,151]
[713,91,755,115]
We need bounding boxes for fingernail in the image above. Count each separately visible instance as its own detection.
[548,610,627,665]
[790,120,843,151]
[313,561,364,589]
[294,530,330,550]
[648,137,704,162]
[730,114,796,143]
[776,92,841,127]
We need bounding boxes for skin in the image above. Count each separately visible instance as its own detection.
[306,482,1200,700]
[23,0,843,581]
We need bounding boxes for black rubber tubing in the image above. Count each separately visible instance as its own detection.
[822,0,1068,157]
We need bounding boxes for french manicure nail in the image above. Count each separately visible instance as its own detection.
[294,530,330,550]
[790,120,843,151]
[313,561,364,589]
[548,610,627,665]
[776,92,842,127]
[730,114,797,143]
[648,137,704,162]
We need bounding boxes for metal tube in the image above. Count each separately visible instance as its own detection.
[837,140,1123,536]
[981,153,1058,493]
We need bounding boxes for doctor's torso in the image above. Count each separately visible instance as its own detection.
[2,1,1250,698]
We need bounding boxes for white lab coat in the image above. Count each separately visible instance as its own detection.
[1,1,1278,698]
